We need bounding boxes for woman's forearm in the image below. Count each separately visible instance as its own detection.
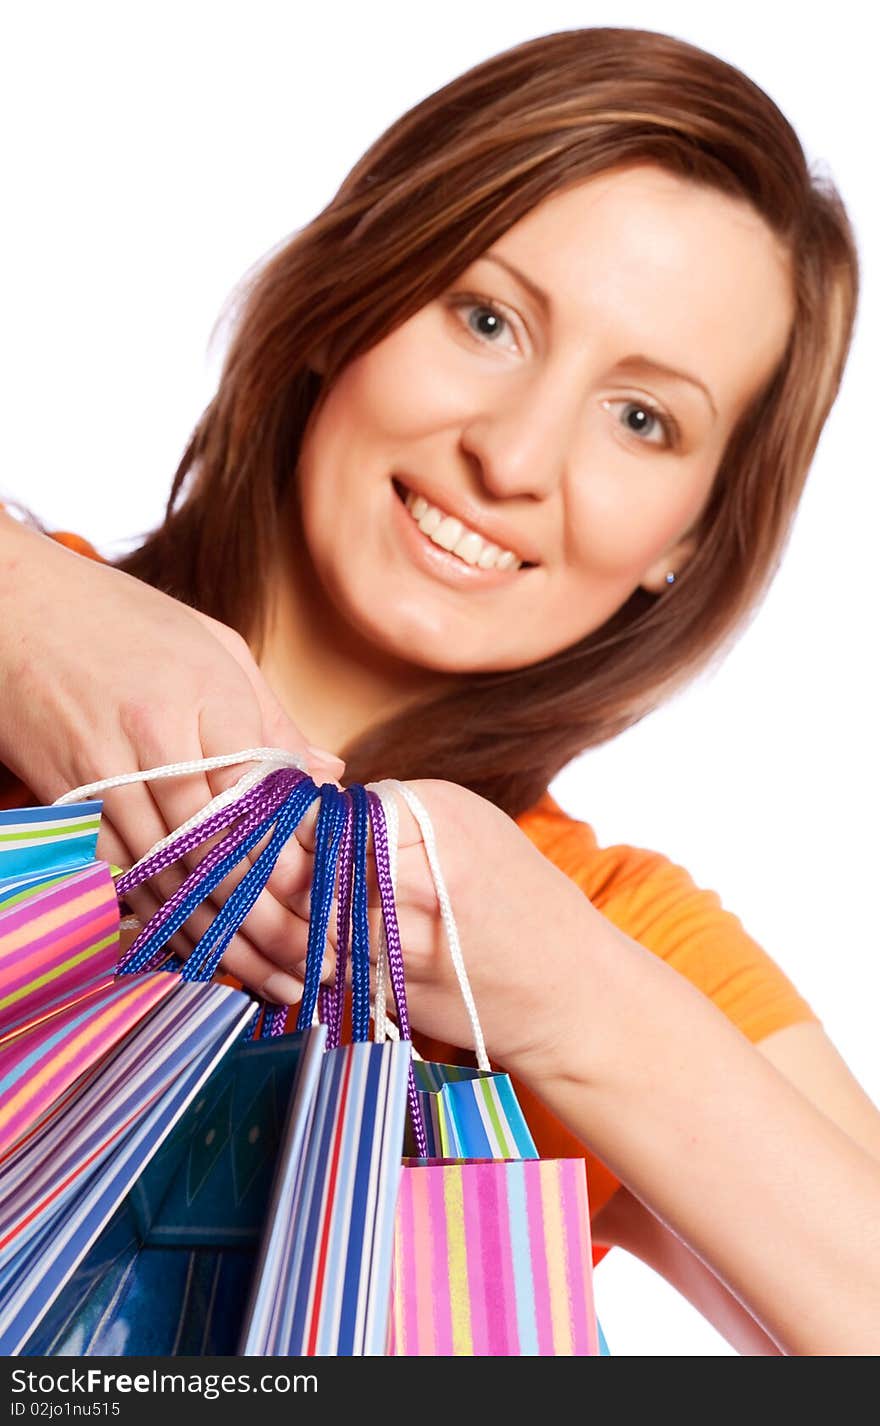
[506,906,880,1355]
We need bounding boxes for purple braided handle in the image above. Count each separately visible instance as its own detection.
[117,766,302,898]
[367,790,427,1157]
[117,767,305,972]
[322,796,354,1049]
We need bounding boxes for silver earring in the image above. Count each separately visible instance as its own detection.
[665,571,676,586]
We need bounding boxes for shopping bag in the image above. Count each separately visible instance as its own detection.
[21,1023,324,1355]
[15,768,329,1356]
[368,780,603,1358]
[240,1033,411,1356]
[390,1156,600,1356]
[0,799,104,886]
[0,800,120,1045]
[1,979,254,1354]
[14,768,414,1358]
[410,1059,538,1159]
[0,796,186,1169]
[240,782,414,1357]
[0,766,318,1354]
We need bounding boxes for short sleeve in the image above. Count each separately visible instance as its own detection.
[518,793,820,1045]
[596,849,819,1042]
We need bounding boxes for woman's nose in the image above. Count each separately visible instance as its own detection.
[458,376,576,502]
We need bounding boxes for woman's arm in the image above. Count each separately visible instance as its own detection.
[508,909,880,1356]
[590,1022,880,1355]
[0,508,343,984]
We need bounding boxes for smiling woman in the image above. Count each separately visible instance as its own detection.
[288,167,793,684]
[99,28,854,817]
[1,24,877,1357]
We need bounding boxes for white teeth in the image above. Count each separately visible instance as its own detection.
[417,506,443,537]
[433,516,464,551]
[454,532,483,566]
[403,486,523,571]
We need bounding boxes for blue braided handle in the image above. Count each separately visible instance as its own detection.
[290,783,349,1034]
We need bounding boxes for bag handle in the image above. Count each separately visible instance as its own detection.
[115,766,303,902]
[54,748,305,826]
[116,769,303,970]
[290,784,349,1033]
[123,773,347,1044]
[116,770,309,975]
[57,753,487,1078]
[118,775,320,986]
[368,779,490,1073]
[319,795,354,1048]
[55,749,307,974]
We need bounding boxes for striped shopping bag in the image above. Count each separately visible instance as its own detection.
[240,783,416,1356]
[390,1156,600,1356]
[19,1016,321,1356]
[0,800,103,888]
[0,770,321,1354]
[2,979,255,1354]
[0,800,120,1045]
[410,1058,538,1159]
[0,799,186,1167]
[367,780,605,1357]
[240,1034,412,1355]
[15,772,416,1358]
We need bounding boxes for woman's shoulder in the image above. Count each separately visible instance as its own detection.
[45,527,107,562]
[516,789,679,902]
[0,506,106,565]
[516,788,819,1044]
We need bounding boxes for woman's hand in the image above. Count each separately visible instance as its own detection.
[0,513,345,987]
[223,776,593,1066]
[367,779,593,1065]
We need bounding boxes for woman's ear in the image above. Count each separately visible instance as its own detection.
[639,533,699,595]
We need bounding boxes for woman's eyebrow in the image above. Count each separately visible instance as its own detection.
[617,356,718,421]
[482,251,551,317]
[481,251,718,422]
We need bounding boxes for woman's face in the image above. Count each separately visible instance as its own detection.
[295,163,795,673]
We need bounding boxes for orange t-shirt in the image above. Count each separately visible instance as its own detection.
[3,527,819,1263]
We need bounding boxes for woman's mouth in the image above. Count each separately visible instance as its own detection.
[392,478,535,574]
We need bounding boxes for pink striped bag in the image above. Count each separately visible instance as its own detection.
[0,802,120,1047]
[389,1157,600,1356]
[0,801,183,1163]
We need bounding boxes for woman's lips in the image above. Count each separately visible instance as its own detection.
[390,479,533,589]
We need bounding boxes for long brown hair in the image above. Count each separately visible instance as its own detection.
[115,27,859,818]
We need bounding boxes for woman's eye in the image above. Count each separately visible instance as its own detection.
[602,398,679,450]
[451,296,519,352]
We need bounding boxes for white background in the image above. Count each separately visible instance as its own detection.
[3,2,877,1355]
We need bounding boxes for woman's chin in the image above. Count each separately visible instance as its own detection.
[331,590,503,673]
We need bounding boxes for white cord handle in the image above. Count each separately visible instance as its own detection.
[368,777,490,1072]
[53,748,306,876]
[53,747,306,805]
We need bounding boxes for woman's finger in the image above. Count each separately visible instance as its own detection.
[107,717,310,965]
